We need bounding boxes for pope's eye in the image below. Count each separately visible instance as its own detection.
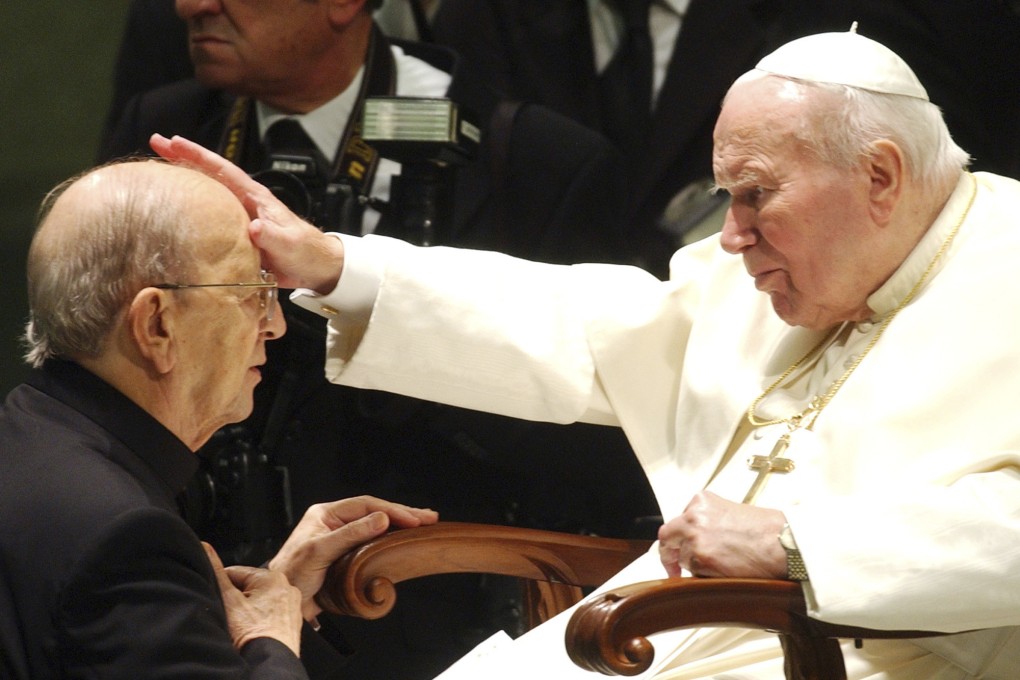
[734,186,766,206]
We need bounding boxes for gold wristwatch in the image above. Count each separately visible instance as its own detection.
[779,523,809,581]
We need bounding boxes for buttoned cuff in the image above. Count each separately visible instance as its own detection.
[289,233,383,323]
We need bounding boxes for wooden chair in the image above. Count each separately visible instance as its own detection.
[315,522,946,679]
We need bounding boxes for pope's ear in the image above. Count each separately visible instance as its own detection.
[128,288,176,374]
[866,139,905,226]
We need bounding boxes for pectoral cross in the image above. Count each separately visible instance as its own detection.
[742,432,796,504]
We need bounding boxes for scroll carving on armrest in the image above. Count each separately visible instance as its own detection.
[565,577,947,680]
[315,522,651,622]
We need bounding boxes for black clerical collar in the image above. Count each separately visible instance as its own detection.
[25,360,198,497]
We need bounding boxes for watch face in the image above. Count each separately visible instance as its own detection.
[779,523,795,549]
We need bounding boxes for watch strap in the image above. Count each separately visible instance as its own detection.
[779,523,809,581]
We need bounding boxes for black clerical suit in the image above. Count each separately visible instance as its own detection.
[0,361,308,680]
[98,28,657,680]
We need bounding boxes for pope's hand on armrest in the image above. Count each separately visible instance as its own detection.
[657,491,787,579]
[149,133,345,294]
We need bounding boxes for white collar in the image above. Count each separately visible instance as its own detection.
[256,63,366,162]
[866,172,974,319]
[660,0,691,15]
[592,0,691,16]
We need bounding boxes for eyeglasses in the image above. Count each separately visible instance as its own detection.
[153,270,279,320]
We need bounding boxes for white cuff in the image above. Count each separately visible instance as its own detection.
[288,233,383,323]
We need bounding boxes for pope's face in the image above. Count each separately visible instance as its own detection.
[175,0,334,101]
[713,77,878,330]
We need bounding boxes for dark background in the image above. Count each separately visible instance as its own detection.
[0,2,126,395]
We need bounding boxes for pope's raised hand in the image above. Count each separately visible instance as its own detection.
[150,133,345,294]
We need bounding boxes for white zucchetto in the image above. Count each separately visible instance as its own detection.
[754,23,929,101]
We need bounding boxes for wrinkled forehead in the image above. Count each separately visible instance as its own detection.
[716,75,808,137]
[712,78,809,182]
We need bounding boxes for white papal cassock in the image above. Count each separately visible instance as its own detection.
[293,171,1020,678]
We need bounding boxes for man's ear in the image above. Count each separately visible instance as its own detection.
[326,0,369,27]
[128,289,176,375]
[866,139,905,226]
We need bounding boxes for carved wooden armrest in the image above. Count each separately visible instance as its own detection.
[316,522,652,628]
[565,577,945,680]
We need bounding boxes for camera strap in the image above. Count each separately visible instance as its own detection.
[216,23,397,202]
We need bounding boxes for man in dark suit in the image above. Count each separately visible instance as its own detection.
[99,1,656,677]
[0,158,437,679]
[432,0,768,277]
[432,0,1020,277]
[100,0,629,265]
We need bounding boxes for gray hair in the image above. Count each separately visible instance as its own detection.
[23,160,200,367]
[734,71,971,191]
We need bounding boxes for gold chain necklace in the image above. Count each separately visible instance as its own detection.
[742,173,977,504]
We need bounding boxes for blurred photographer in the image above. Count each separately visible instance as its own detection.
[99,1,653,678]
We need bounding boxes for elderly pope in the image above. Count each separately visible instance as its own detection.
[154,27,1020,680]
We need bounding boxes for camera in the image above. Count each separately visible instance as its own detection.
[361,96,479,166]
[252,139,366,232]
[361,96,478,245]
[254,170,365,232]
[250,97,478,238]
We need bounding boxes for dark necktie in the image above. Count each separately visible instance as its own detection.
[262,118,327,185]
[259,118,332,223]
[264,118,313,152]
[598,0,654,152]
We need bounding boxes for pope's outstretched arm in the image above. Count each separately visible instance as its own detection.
[149,133,344,294]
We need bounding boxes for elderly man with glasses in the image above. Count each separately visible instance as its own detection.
[0,158,438,680]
